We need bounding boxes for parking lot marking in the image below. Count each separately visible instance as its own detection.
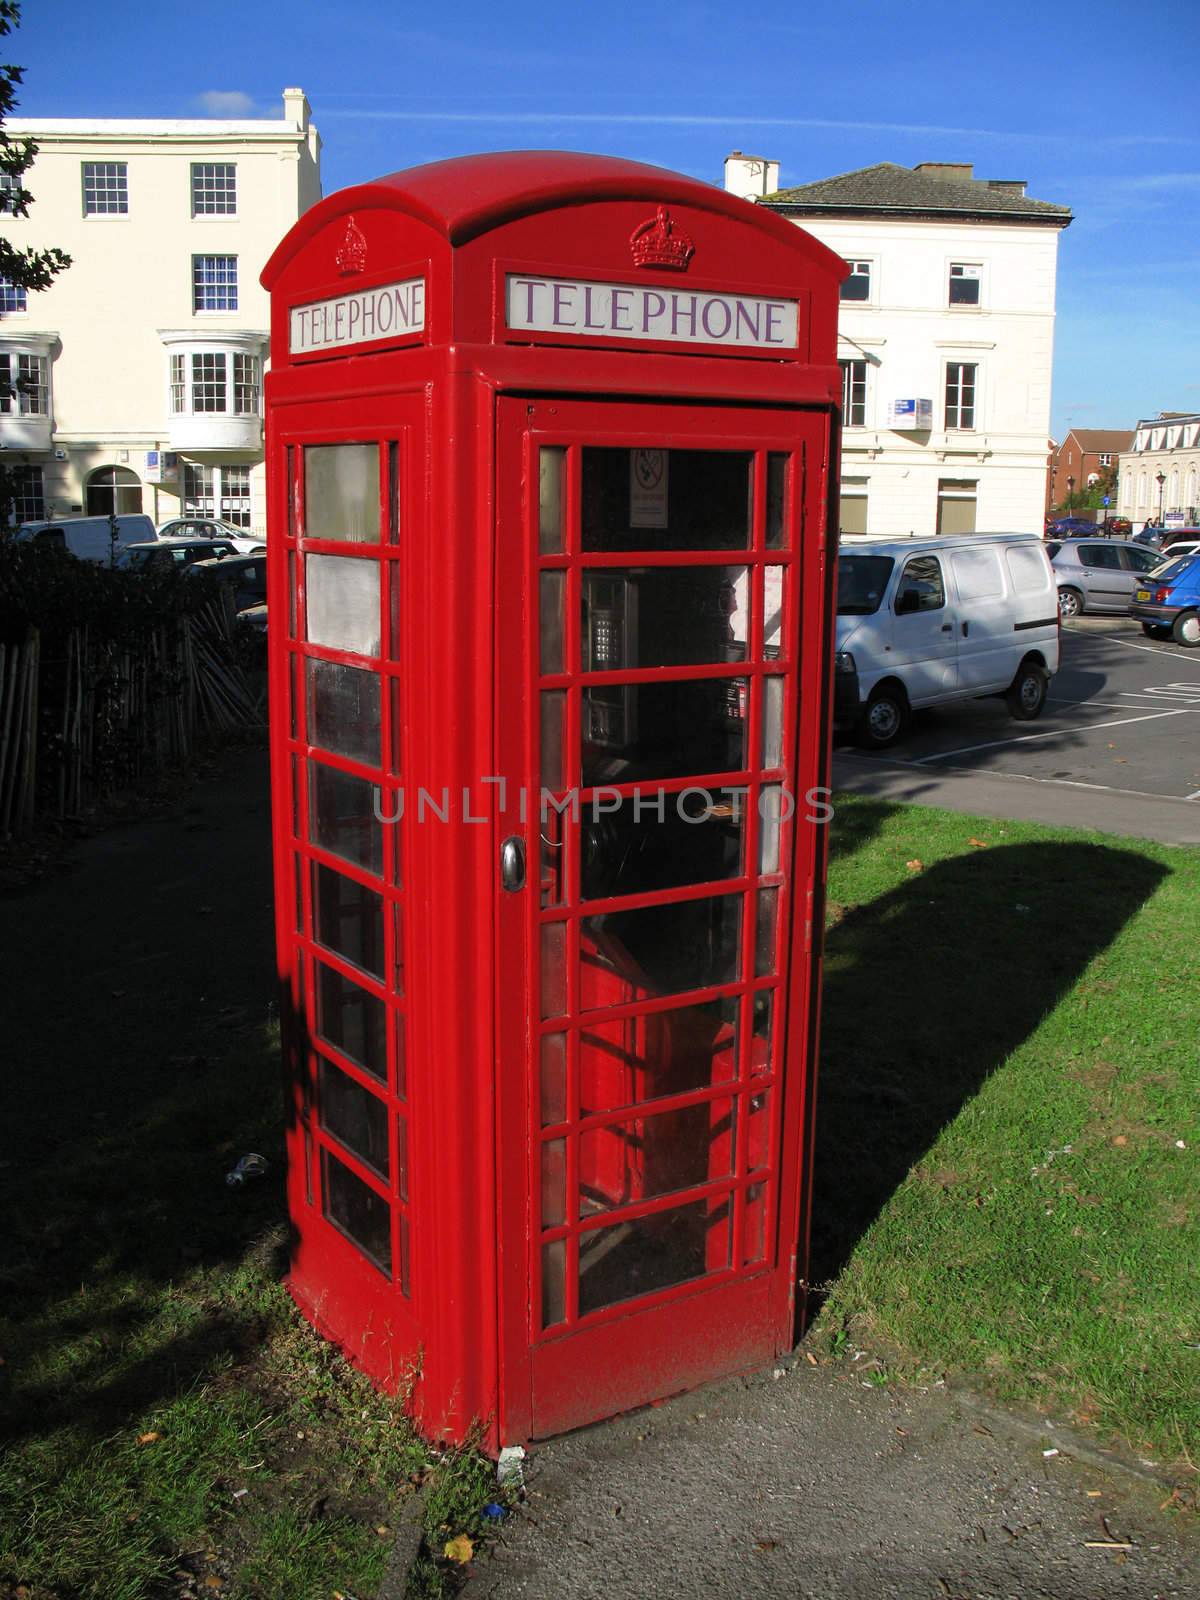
[912,707,1196,764]
[1094,634,1200,665]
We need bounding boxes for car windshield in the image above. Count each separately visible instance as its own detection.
[837,555,895,615]
[1150,556,1197,582]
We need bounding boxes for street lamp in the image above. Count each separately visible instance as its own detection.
[1156,470,1166,526]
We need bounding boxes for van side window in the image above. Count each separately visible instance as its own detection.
[950,548,1004,601]
[895,555,945,614]
[1005,545,1051,594]
[34,528,66,552]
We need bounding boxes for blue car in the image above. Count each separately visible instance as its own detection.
[1128,553,1200,646]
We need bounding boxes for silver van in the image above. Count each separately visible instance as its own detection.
[14,513,157,563]
[836,533,1060,748]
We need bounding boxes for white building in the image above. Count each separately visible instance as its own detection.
[725,155,1071,536]
[1,89,322,531]
[1117,414,1200,525]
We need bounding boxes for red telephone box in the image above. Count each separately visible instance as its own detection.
[261,152,844,1451]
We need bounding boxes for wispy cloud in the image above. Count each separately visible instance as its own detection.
[195,90,256,117]
[316,106,1200,150]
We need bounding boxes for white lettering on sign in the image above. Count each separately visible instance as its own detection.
[506,275,799,349]
[290,278,426,355]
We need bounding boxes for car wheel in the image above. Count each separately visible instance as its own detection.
[854,684,909,750]
[1006,662,1049,721]
[1172,610,1200,648]
[1058,587,1083,619]
[1141,622,1171,640]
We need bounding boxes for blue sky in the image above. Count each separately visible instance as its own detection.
[11,0,1200,439]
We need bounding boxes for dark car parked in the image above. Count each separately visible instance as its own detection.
[186,554,267,613]
[116,538,238,571]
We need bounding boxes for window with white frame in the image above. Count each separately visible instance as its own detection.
[0,351,48,414]
[944,362,977,430]
[183,462,253,527]
[1098,452,1112,467]
[7,464,44,525]
[82,161,128,215]
[840,358,867,426]
[948,262,982,307]
[0,172,22,213]
[191,163,237,216]
[192,255,238,312]
[0,277,27,314]
[169,349,261,416]
[840,260,871,302]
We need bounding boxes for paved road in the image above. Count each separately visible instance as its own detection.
[464,1361,1196,1599]
[834,617,1200,845]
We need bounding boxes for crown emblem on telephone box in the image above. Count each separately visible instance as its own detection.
[630,206,694,272]
[336,216,368,276]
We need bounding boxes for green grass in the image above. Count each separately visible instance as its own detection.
[814,796,1199,1463]
[0,1015,491,1600]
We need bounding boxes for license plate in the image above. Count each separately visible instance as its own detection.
[1136,589,1151,601]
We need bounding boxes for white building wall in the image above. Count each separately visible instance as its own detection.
[0,90,321,531]
[780,214,1061,537]
[1118,418,1200,522]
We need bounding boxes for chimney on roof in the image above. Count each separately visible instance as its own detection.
[987,179,1028,197]
[283,87,310,130]
[724,151,780,201]
[913,162,975,183]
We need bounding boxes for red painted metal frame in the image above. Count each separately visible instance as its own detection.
[262,152,844,1453]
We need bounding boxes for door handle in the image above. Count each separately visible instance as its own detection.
[961,620,970,637]
[500,835,526,892]
[941,623,953,633]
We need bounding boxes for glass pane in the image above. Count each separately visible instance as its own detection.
[539,446,566,555]
[582,567,750,671]
[310,763,383,875]
[581,678,748,785]
[764,566,784,659]
[542,1238,566,1328]
[579,996,738,1117]
[579,1196,730,1316]
[755,888,779,977]
[580,893,741,1010]
[762,677,784,769]
[759,784,784,875]
[766,454,787,549]
[318,1055,390,1179]
[307,660,381,767]
[580,791,743,901]
[305,554,380,656]
[751,991,773,1074]
[579,1098,735,1217]
[314,961,387,1081]
[540,1031,568,1125]
[582,448,751,552]
[313,863,385,981]
[304,444,380,542]
[541,920,567,1019]
[322,1147,391,1274]
[541,690,567,792]
[540,570,565,675]
[541,1138,567,1227]
[747,1088,771,1172]
[743,1180,767,1265]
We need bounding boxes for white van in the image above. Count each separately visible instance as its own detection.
[835,533,1060,748]
[14,513,157,563]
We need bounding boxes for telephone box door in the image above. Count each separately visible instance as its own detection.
[495,397,830,1440]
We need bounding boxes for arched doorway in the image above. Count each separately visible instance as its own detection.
[86,465,143,516]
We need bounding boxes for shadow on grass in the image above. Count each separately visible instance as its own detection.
[808,837,1167,1297]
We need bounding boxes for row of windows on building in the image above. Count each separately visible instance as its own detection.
[840,258,983,307]
[0,348,264,419]
[1119,466,1200,511]
[5,461,255,527]
[840,358,978,430]
[11,161,242,219]
[1,251,242,316]
[840,476,980,536]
